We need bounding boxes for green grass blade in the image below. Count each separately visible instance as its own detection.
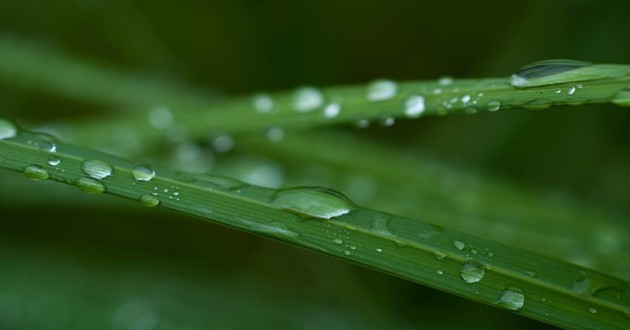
[1,120,629,330]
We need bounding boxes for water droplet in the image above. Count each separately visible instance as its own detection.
[332,238,343,245]
[76,177,106,194]
[0,118,18,140]
[381,117,395,126]
[139,194,159,207]
[293,87,323,112]
[82,160,113,180]
[253,93,274,113]
[344,250,351,256]
[23,165,49,181]
[588,307,597,314]
[356,119,370,128]
[436,269,444,275]
[323,103,341,118]
[266,127,284,142]
[438,76,453,86]
[453,240,465,250]
[555,89,562,94]
[612,87,630,107]
[189,174,245,190]
[47,156,61,166]
[567,86,576,95]
[496,288,525,311]
[34,134,57,152]
[148,107,173,130]
[487,100,501,112]
[433,251,447,260]
[404,95,425,118]
[271,187,356,219]
[510,59,592,88]
[460,261,485,283]
[212,135,234,153]
[370,214,395,237]
[367,80,397,101]
[132,165,155,182]
[471,248,479,255]
[571,273,591,295]
[526,271,537,277]
[461,95,471,103]
[376,248,382,252]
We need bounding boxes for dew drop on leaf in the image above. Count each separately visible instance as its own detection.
[271,187,356,220]
[404,95,425,118]
[23,165,49,181]
[487,100,501,112]
[367,80,397,102]
[293,87,323,112]
[82,160,113,180]
[496,288,525,311]
[48,156,61,166]
[139,194,159,207]
[132,165,155,182]
[460,261,485,283]
[253,93,274,113]
[0,118,18,140]
[75,177,106,194]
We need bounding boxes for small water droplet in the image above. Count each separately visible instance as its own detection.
[266,127,284,142]
[404,95,425,118]
[148,107,173,130]
[139,194,159,207]
[461,94,471,103]
[434,251,447,260]
[0,119,18,140]
[588,307,597,314]
[367,80,397,101]
[76,177,106,194]
[323,103,341,118]
[212,135,234,153]
[253,93,274,113]
[381,117,395,126]
[438,76,453,86]
[344,250,351,256]
[436,269,444,275]
[23,165,49,181]
[510,59,592,88]
[47,156,61,166]
[82,160,113,180]
[496,288,525,311]
[612,87,630,107]
[332,238,343,245]
[471,248,479,255]
[453,240,465,250]
[271,187,356,219]
[132,165,155,182]
[293,87,323,112]
[555,89,562,94]
[460,261,485,283]
[376,248,382,252]
[567,86,576,95]
[487,100,501,112]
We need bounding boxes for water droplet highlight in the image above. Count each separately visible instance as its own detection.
[496,288,525,311]
[510,59,592,88]
[367,80,397,101]
[139,194,159,207]
[404,95,425,118]
[76,177,106,194]
[82,160,113,180]
[293,87,323,112]
[567,86,576,95]
[271,187,356,219]
[460,261,485,283]
[487,100,501,112]
[132,166,155,182]
[47,156,61,166]
[0,119,17,140]
[23,165,49,181]
[436,269,444,275]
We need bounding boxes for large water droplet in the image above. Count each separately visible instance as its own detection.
[404,95,425,118]
[293,87,323,112]
[460,261,485,283]
[0,118,18,140]
[82,160,113,180]
[612,87,630,107]
[496,288,525,311]
[139,194,159,207]
[510,59,592,88]
[367,80,397,101]
[132,166,155,182]
[253,93,274,113]
[23,165,49,181]
[76,177,106,194]
[271,187,356,219]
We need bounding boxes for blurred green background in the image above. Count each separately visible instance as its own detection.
[1,0,629,329]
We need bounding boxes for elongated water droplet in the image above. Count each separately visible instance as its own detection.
[82,160,113,180]
[323,103,341,118]
[23,165,49,181]
[612,87,630,106]
[293,87,323,112]
[367,80,397,101]
[76,177,106,194]
[496,288,525,311]
[487,100,501,112]
[132,166,155,182]
[271,187,356,219]
[453,240,466,250]
[48,156,61,166]
[460,261,485,283]
[405,95,425,118]
[139,194,159,207]
[510,59,592,88]
[253,93,274,113]
[0,119,17,140]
